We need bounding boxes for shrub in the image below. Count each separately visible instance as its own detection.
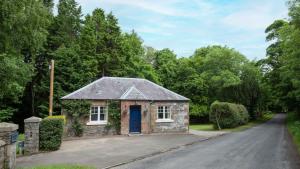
[209,101,249,129]
[39,118,64,151]
[46,115,66,124]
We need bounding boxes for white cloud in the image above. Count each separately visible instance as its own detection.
[221,0,288,30]
[77,0,197,17]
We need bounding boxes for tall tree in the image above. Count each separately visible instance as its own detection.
[0,0,51,122]
[49,0,82,49]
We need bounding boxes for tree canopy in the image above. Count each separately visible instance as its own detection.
[0,0,299,126]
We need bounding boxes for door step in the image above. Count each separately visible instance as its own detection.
[128,133,143,136]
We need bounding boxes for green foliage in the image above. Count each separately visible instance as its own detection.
[287,112,300,152]
[107,101,121,133]
[189,103,209,118]
[0,107,15,122]
[46,115,66,124]
[209,101,249,130]
[39,118,64,151]
[62,100,90,136]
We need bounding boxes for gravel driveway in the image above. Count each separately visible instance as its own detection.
[115,114,300,169]
[17,134,207,168]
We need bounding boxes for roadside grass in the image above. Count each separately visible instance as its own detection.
[19,164,95,169]
[286,112,300,153]
[189,124,214,131]
[190,112,275,132]
[18,133,25,141]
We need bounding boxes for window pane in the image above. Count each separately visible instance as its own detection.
[158,112,164,119]
[165,112,170,119]
[91,107,98,114]
[91,114,98,121]
[100,107,104,113]
[100,114,105,121]
[165,106,169,113]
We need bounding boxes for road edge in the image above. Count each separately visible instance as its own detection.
[102,132,229,169]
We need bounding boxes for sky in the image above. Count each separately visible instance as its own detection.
[55,0,289,60]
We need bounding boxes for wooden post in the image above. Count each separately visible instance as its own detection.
[49,60,54,116]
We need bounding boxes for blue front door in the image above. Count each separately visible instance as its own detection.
[130,105,141,133]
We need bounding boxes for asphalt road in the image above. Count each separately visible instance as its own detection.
[114,114,300,169]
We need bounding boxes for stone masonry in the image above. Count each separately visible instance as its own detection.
[24,117,42,154]
[0,140,5,168]
[0,122,18,169]
[121,101,189,135]
[63,100,189,137]
[63,100,116,137]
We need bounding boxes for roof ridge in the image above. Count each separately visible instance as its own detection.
[103,76,146,80]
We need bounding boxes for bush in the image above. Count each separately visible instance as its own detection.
[46,115,66,124]
[209,101,249,129]
[39,118,64,151]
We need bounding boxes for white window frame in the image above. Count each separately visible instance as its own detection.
[156,106,174,123]
[87,105,108,125]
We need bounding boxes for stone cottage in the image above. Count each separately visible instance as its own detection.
[61,77,189,136]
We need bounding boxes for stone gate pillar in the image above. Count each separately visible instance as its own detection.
[0,122,18,169]
[24,117,42,155]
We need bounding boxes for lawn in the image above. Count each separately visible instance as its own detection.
[286,112,300,153]
[19,164,95,169]
[190,112,275,132]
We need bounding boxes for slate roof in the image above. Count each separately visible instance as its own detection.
[61,77,189,101]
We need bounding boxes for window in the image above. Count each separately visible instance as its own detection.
[88,106,107,125]
[156,106,173,122]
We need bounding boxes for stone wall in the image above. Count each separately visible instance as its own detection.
[0,140,5,168]
[63,100,116,137]
[150,102,189,133]
[0,122,18,169]
[63,100,189,137]
[120,101,151,135]
[24,117,41,154]
[120,101,189,134]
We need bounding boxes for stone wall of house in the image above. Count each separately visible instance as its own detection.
[63,100,116,137]
[150,102,189,133]
[63,100,189,137]
[120,101,189,134]
[120,101,151,135]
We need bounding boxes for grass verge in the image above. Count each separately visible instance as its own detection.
[286,112,300,153]
[190,112,275,132]
[19,164,95,169]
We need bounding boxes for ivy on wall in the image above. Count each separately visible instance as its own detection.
[62,100,90,136]
[107,101,121,134]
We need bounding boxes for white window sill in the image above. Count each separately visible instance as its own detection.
[156,119,174,123]
[86,121,107,125]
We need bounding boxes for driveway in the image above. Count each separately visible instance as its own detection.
[114,114,300,169]
[17,134,208,168]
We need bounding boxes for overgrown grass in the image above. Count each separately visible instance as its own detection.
[190,112,275,132]
[18,133,25,141]
[286,112,300,153]
[19,164,95,169]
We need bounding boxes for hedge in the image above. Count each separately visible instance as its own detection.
[209,101,249,129]
[39,118,64,151]
[46,115,66,124]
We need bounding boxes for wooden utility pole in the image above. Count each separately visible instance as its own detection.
[49,60,54,116]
